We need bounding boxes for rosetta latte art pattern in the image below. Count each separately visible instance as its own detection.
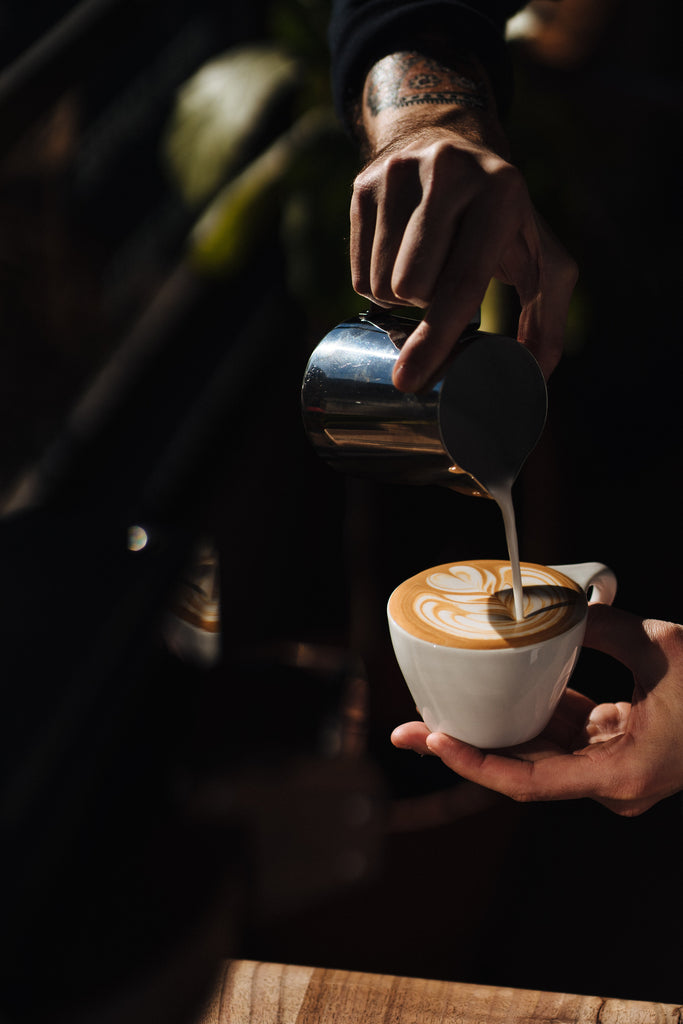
[389,561,585,649]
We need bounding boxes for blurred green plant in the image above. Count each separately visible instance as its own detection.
[162,0,361,321]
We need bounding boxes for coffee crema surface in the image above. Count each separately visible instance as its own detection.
[388,560,585,650]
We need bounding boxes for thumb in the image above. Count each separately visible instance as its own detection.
[514,213,577,380]
[583,603,647,671]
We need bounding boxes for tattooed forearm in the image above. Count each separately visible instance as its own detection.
[352,48,503,157]
[364,52,488,118]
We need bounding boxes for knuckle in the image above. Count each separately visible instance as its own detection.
[508,779,539,804]
[390,268,428,306]
[382,150,409,171]
[511,790,538,805]
[381,151,418,186]
[349,252,369,295]
[613,802,650,819]
[351,169,380,208]
[618,780,649,807]
[350,187,372,222]
[485,157,526,198]
[425,141,490,191]
[645,618,683,655]
[351,271,371,298]
[427,138,465,172]
[369,274,395,304]
[600,763,654,810]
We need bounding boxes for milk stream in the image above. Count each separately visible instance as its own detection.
[489,482,525,621]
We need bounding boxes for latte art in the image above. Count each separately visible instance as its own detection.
[389,560,585,650]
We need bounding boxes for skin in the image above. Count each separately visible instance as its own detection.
[350,49,578,390]
[351,47,683,815]
[391,604,683,816]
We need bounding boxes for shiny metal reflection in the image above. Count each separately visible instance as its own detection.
[301,308,547,497]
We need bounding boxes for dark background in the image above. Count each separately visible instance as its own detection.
[0,1,681,1020]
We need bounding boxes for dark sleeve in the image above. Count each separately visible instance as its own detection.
[328,0,527,125]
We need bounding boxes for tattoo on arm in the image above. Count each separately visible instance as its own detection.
[364,52,487,117]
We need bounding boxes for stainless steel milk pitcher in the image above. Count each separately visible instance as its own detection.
[301,306,548,498]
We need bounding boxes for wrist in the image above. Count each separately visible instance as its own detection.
[355,50,509,158]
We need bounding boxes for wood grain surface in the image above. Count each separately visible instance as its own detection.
[195,959,682,1023]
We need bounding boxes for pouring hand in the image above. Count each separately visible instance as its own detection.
[391,605,683,816]
[350,52,577,391]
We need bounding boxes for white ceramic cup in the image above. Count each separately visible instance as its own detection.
[387,562,617,749]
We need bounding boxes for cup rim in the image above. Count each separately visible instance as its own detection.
[386,601,587,654]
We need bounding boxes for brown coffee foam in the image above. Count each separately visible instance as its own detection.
[388,560,585,650]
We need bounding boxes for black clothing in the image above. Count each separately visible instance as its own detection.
[328,0,527,125]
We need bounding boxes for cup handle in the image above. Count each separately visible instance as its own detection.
[550,562,617,606]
